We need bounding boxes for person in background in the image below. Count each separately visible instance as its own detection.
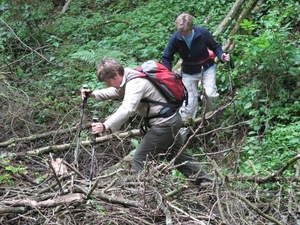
[81,58,213,185]
[162,13,230,142]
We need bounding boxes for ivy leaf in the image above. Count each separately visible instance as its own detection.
[244,102,252,109]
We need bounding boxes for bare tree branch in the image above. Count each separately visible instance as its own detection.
[0,19,55,65]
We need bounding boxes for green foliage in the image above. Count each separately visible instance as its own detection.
[34,173,46,184]
[96,203,106,216]
[0,152,16,163]
[171,169,185,179]
[240,19,257,32]
[0,153,24,185]
[228,4,300,131]
[171,169,187,185]
[130,138,140,149]
[241,121,300,177]
[0,173,13,185]
[214,0,300,184]
[0,0,54,56]
[5,165,26,174]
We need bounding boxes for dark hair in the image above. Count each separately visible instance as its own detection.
[97,58,124,82]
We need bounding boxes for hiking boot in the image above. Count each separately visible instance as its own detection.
[179,127,191,143]
[194,177,214,185]
[189,173,214,185]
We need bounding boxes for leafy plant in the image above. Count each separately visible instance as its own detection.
[0,173,13,185]
[0,152,16,164]
[130,138,140,149]
[6,165,26,174]
[241,121,300,177]
[34,173,46,184]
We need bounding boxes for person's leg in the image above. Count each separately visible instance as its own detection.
[179,73,201,142]
[133,113,182,172]
[167,138,213,184]
[180,73,201,120]
[133,113,213,184]
[201,66,219,113]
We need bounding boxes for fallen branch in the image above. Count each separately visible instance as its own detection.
[0,124,89,147]
[154,189,172,225]
[213,0,246,37]
[3,193,86,209]
[230,154,300,184]
[230,190,284,225]
[18,129,141,156]
[92,190,142,207]
[167,201,206,225]
[4,99,233,156]
[0,206,28,215]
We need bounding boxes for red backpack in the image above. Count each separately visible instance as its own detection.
[128,60,187,112]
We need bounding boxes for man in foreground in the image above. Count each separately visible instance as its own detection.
[81,58,213,184]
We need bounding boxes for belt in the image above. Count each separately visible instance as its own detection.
[201,59,215,71]
[182,59,215,71]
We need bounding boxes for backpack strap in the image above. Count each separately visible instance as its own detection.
[127,75,180,118]
[141,99,181,110]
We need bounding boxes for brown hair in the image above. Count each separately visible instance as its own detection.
[175,13,194,33]
[97,58,124,82]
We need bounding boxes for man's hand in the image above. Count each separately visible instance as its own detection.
[81,88,93,100]
[91,122,107,134]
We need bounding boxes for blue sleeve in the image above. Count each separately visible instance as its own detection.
[205,29,224,61]
[162,34,178,71]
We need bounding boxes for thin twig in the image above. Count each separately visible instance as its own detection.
[230,190,284,225]
[0,18,55,65]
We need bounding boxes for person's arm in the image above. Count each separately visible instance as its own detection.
[81,87,120,135]
[162,34,178,71]
[93,87,121,101]
[104,78,147,133]
[81,87,120,101]
[204,28,226,62]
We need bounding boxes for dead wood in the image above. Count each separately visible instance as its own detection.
[0,206,28,215]
[230,190,285,225]
[213,0,246,37]
[223,0,261,50]
[1,94,299,224]
[49,154,68,176]
[0,124,89,148]
[1,141,299,224]
[15,129,140,156]
[61,0,72,14]
[3,193,85,209]
[2,104,224,158]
